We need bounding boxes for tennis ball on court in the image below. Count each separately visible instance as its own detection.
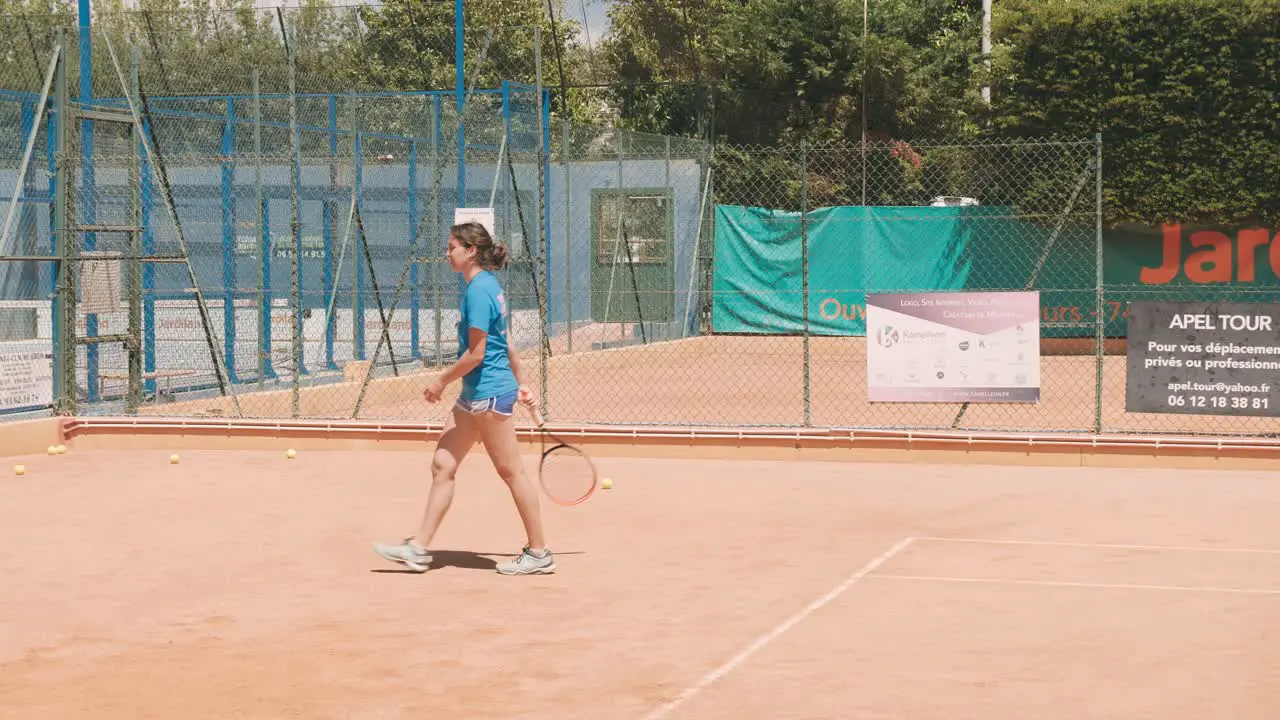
[55,445,66,455]
[169,453,180,465]
[601,477,613,490]
[286,449,297,459]
[47,445,57,455]
[14,465,25,476]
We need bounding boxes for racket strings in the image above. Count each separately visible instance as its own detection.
[540,445,596,505]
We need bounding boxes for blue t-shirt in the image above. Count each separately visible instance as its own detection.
[456,270,518,401]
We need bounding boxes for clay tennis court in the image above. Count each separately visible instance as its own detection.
[3,441,1279,719]
[143,331,1280,438]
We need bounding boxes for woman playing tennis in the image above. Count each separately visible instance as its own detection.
[374,221,554,575]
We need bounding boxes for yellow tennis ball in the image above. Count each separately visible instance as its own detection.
[169,453,180,465]
[14,465,25,476]
[47,445,57,455]
[286,449,297,459]
[601,477,613,490]
[55,445,66,455]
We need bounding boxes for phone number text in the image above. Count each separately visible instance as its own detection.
[1166,394,1270,410]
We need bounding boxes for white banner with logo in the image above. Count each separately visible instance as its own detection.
[866,291,1041,403]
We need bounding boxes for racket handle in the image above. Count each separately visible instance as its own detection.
[529,404,545,427]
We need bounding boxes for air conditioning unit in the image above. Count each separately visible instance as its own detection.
[929,196,980,207]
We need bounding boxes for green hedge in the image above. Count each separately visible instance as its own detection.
[991,0,1280,227]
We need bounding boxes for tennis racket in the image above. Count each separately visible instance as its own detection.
[527,405,598,506]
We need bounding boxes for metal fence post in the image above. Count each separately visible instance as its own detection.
[409,140,421,360]
[353,101,365,362]
[535,26,550,419]
[324,95,338,370]
[52,29,76,415]
[135,44,157,398]
[801,142,811,427]
[253,69,269,389]
[126,45,143,414]
[286,23,302,418]
[563,119,572,354]
[1093,132,1105,434]
[221,97,238,383]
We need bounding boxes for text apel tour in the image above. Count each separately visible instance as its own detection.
[1168,313,1274,331]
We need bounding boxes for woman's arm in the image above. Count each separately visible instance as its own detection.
[424,328,486,401]
[508,344,529,387]
[508,344,535,407]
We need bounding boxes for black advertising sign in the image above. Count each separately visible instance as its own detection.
[1125,301,1280,417]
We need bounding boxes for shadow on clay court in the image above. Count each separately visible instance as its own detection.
[370,549,586,573]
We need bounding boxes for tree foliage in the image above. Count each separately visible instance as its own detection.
[600,0,988,146]
[991,0,1280,225]
[0,0,1274,224]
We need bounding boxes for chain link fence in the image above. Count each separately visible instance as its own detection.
[0,7,707,426]
[701,139,1102,431]
[3,8,1278,439]
[0,14,61,416]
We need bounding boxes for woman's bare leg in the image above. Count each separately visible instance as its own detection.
[414,405,481,545]
[373,405,479,572]
[477,410,554,575]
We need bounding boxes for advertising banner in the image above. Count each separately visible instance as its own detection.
[866,291,1041,403]
[1125,301,1280,416]
[0,347,53,411]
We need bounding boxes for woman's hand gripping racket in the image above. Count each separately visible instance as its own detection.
[526,405,598,506]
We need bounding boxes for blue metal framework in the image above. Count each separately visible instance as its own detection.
[1,81,553,403]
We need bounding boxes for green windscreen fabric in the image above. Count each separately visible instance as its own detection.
[712,204,1077,335]
[712,207,1280,338]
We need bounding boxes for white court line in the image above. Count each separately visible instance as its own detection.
[915,536,1280,555]
[637,536,917,720]
[871,573,1280,596]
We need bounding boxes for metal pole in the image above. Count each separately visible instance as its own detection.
[221,98,238,383]
[253,70,268,388]
[1093,134,1104,434]
[800,142,811,427]
[0,45,58,250]
[982,0,992,104]
[861,0,868,207]
[325,96,338,370]
[80,2,99,403]
[353,106,365,360]
[535,26,549,417]
[563,118,572,353]
[681,147,713,337]
[455,0,466,213]
[601,134,625,343]
[52,30,75,415]
[78,0,91,97]
[287,26,303,417]
[432,96,443,365]
[500,81,512,340]
[127,46,142,413]
[140,53,156,396]
[665,135,672,332]
[409,140,421,360]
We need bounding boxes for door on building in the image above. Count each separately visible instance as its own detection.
[589,188,675,333]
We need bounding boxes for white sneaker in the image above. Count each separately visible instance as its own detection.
[373,538,433,573]
[495,547,556,575]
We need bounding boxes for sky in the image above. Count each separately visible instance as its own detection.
[236,0,614,45]
[561,0,613,47]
